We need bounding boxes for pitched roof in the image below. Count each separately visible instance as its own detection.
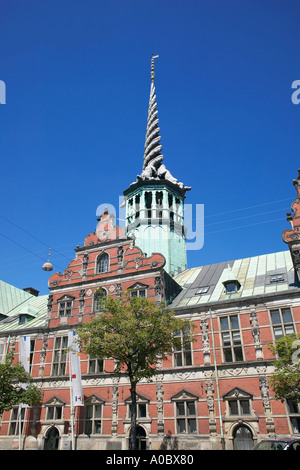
[0,289,48,333]
[171,250,297,309]
[0,280,33,315]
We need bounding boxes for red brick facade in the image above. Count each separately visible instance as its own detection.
[0,206,299,449]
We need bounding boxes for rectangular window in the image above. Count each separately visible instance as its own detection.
[130,289,146,298]
[52,336,68,376]
[0,342,5,362]
[270,274,284,283]
[195,287,209,295]
[128,403,148,419]
[88,357,104,374]
[270,307,295,340]
[220,315,244,363]
[176,401,197,434]
[287,399,300,434]
[174,329,192,367]
[228,399,251,416]
[84,404,102,434]
[46,406,63,420]
[59,301,72,317]
[9,407,25,435]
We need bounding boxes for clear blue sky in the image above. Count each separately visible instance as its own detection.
[0,0,300,295]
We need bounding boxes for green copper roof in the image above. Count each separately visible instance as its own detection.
[171,250,297,309]
[0,282,48,333]
[0,281,33,315]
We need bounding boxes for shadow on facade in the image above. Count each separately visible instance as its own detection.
[160,431,179,450]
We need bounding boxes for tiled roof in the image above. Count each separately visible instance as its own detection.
[171,250,297,309]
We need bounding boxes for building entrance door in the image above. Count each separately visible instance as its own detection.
[129,426,147,450]
[233,425,254,450]
[44,427,60,450]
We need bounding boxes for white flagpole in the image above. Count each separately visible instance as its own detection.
[18,336,30,450]
[68,330,83,450]
[69,351,75,450]
[18,404,22,451]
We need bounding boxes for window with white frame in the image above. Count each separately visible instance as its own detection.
[125,393,149,421]
[129,283,148,298]
[84,396,104,434]
[94,288,107,311]
[176,400,197,434]
[46,404,63,420]
[97,252,109,273]
[0,342,5,362]
[44,397,65,422]
[172,390,198,435]
[173,328,192,367]
[270,307,295,340]
[128,403,147,419]
[88,356,104,373]
[9,407,25,435]
[52,336,68,376]
[286,399,300,434]
[220,315,244,362]
[58,295,74,317]
[223,388,253,418]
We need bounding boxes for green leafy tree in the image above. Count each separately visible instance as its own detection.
[76,291,195,450]
[0,353,42,417]
[268,333,300,403]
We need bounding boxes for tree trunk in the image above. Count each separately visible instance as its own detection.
[130,381,137,450]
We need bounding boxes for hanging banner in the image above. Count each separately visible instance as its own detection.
[19,336,30,373]
[68,331,84,406]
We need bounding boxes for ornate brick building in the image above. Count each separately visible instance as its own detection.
[0,59,299,450]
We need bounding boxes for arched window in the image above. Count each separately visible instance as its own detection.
[233,425,254,450]
[97,253,109,273]
[94,288,107,311]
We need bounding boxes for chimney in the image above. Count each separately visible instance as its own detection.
[23,287,39,297]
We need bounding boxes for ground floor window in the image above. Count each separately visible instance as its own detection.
[287,399,300,434]
[84,402,102,434]
[176,400,197,434]
[9,406,25,435]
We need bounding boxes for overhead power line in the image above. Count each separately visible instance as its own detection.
[0,231,66,272]
[0,214,72,262]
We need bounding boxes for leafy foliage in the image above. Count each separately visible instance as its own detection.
[0,353,42,416]
[76,291,195,449]
[268,333,300,403]
[77,291,194,384]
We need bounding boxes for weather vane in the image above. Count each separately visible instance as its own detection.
[151,54,159,81]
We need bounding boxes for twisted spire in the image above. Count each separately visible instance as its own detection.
[134,55,191,192]
[142,63,164,173]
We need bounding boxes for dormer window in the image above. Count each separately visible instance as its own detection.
[224,281,240,294]
[19,314,30,325]
[195,287,209,295]
[222,265,241,294]
[18,305,38,324]
[270,274,284,283]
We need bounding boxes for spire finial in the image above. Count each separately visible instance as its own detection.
[151,54,159,81]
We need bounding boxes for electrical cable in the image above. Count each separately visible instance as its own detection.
[0,214,72,261]
[0,231,66,271]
